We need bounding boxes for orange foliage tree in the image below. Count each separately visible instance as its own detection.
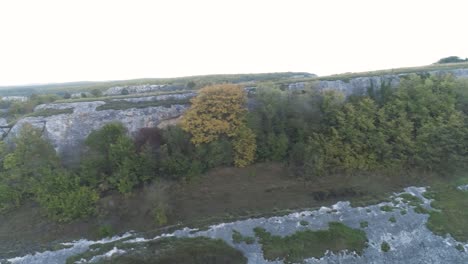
[181,84,256,167]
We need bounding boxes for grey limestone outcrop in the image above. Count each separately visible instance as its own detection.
[8,95,192,163]
[7,187,468,264]
[289,68,468,96]
[103,84,186,96]
[109,92,196,103]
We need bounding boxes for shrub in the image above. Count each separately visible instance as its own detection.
[34,170,99,222]
[97,225,115,238]
[381,241,391,252]
[81,123,142,193]
[153,204,168,226]
[121,88,129,95]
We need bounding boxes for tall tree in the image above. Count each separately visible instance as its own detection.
[181,84,256,167]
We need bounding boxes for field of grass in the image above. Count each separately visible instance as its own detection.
[425,174,468,242]
[232,230,255,244]
[253,222,367,263]
[66,237,247,264]
[0,163,456,258]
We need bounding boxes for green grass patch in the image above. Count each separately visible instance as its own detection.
[232,230,255,244]
[400,209,407,215]
[253,222,367,263]
[389,216,397,223]
[66,237,135,264]
[96,98,190,111]
[414,205,430,214]
[398,193,423,206]
[380,205,396,212]
[97,225,115,238]
[28,108,73,117]
[426,184,468,242]
[381,241,391,252]
[455,244,465,252]
[69,237,247,264]
[300,220,309,226]
[360,221,368,228]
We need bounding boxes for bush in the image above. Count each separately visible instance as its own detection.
[153,204,168,226]
[34,170,99,222]
[0,182,21,212]
[81,123,143,194]
[91,89,102,97]
[381,241,391,252]
[121,88,129,95]
[97,225,115,238]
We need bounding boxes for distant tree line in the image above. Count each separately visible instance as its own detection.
[436,56,468,64]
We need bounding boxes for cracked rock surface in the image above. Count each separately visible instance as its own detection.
[7,96,192,163]
[5,187,467,264]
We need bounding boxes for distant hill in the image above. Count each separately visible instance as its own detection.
[0,72,315,96]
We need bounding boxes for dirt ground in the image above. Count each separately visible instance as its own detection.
[0,163,436,258]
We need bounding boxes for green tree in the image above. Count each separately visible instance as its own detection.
[91,89,102,97]
[2,124,60,198]
[81,123,141,192]
[436,56,467,64]
[34,170,98,222]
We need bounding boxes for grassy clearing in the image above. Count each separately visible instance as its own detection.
[253,222,367,263]
[232,230,255,244]
[65,237,135,264]
[0,164,446,257]
[414,205,430,214]
[398,193,423,206]
[96,98,190,111]
[89,237,247,264]
[66,237,247,264]
[380,205,396,212]
[425,176,468,242]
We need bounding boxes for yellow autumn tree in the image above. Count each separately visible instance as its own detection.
[232,126,256,167]
[181,84,256,167]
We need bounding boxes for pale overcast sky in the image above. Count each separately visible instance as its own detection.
[0,0,467,86]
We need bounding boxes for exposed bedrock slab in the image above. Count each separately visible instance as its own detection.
[6,187,467,264]
[8,101,189,163]
[289,68,468,96]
